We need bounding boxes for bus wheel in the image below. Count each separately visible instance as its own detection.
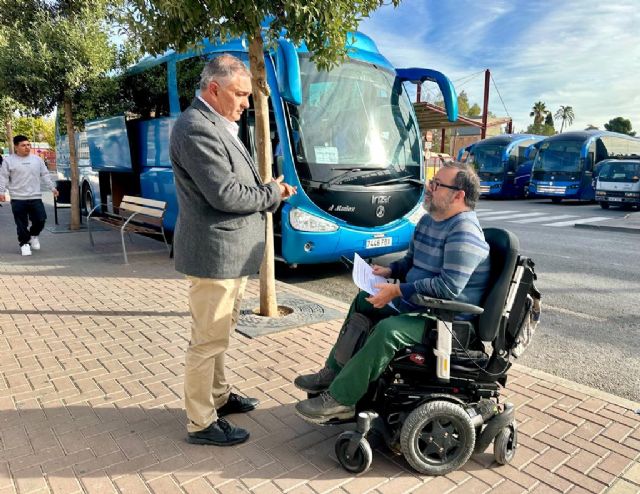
[82,185,94,215]
[599,202,609,209]
[551,198,562,204]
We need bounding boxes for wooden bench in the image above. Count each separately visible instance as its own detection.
[87,195,170,264]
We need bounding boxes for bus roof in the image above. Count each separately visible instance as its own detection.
[471,134,543,147]
[127,31,394,75]
[541,130,640,142]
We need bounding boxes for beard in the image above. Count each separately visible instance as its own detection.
[425,192,453,215]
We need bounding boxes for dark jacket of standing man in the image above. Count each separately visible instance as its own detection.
[170,54,296,446]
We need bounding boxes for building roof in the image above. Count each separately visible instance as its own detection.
[413,102,511,131]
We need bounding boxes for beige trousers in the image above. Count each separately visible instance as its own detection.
[184,275,248,433]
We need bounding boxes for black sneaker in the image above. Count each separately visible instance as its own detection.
[187,418,249,446]
[217,392,259,417]
[294,367,336,393]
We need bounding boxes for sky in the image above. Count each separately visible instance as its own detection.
[358,0,640,133]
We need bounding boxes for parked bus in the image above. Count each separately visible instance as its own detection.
[529,130,640,202]
[460,134,544,198]
[56,33,458,265]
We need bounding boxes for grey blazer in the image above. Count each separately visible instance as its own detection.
[170,98,281,279]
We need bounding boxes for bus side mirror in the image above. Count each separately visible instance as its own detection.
[276,38,302,105]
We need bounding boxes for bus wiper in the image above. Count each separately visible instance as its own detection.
[320,166,387,189]
[365,175,423,186]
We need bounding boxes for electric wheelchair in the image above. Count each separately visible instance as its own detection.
[306,227,540,476]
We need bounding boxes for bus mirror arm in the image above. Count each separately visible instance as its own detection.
[396,68,458,122]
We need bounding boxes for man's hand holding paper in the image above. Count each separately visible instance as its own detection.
[366,282,401,308]
[352,254,399,309]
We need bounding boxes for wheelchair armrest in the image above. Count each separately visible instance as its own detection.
[409,294,484,318]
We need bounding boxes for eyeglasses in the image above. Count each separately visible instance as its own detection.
[428,179,461,191]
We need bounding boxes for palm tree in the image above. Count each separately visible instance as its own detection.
[554,105,575,133]
[529,101,548,126]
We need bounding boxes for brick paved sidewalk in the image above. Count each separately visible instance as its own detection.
[0,202,639,493]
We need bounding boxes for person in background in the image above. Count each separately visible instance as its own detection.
[0,135,58,256]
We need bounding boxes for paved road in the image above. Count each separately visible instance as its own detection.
[277,198,640,401]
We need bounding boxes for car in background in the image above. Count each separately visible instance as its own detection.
[595,157,640,209]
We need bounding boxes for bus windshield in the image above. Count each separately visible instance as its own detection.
[470,145,504,173]
[598,161,640,182]
[287,57,421,181]
[534,140,582,173]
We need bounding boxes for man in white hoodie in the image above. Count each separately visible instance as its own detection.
[0,135,58,255]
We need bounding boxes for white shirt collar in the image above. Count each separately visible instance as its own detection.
[197,96,240,139]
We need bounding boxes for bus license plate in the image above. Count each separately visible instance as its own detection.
[366,237,392,249]
[608,197,622,202]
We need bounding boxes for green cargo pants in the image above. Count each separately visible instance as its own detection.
[326,291,433,406]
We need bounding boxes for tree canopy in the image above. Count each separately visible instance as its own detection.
[529,101,548,126]
[554,105,574,133]
[117,0,400,65]
[604,117,636,137]
[0,0,120,229]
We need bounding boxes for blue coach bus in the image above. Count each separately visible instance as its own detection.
[529,130,640,202]
[56,33,458,265]
[460,134,544,198]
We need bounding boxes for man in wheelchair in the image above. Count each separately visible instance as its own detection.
[293,161,540,475]
[295,161,490,422]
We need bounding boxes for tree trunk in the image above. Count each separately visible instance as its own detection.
[5,115,13,155]
[64,94,81,230]
[249,34,278,318]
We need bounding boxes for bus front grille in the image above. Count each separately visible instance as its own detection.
[537,185,566,194]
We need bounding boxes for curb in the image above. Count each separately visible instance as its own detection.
[574,223,640,234]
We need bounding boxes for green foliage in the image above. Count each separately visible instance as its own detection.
[0,1,118,116]
[529,101,548,126]
[434,90,482,118]
[117,0,402,70]
[526,122,556,136]
[9,117,55,147]
[544,112,554,127]
[604,117,636,137]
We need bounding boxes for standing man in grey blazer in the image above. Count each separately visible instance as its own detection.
[170,54,296,446]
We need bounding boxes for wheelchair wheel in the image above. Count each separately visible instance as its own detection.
[400,400,475,476]
[494,422,518,465]
[335,432,373,474]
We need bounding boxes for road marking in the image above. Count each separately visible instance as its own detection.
[510,214,577,224]
[545,304,606,322]
[545,217,610,227]
[476,210,519,217]
[480,212,547,221]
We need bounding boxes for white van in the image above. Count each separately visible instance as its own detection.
[595,158,640,209]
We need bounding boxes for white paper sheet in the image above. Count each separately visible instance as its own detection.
[352,253,398,311]
[352,253,386,295]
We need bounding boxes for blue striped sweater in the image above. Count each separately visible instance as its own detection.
[389,211,491,312]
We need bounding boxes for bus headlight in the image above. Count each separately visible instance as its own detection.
[289,208,338,232]
[596,190,606,196]
[625,192,639,198]
[407,204,426,224]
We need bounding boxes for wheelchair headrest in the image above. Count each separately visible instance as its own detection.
[478,228,520,342]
